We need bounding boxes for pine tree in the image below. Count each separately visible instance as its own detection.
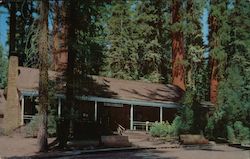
[15,1,35,66]
[217,0,250,140]
[74,0,107,76]
[3,1,37,67]
[206,1,250,142]
[102,0,171,83]
[135,0,168,83]
[101,1,139,80]
[37,0,49,152]
[0,44,7,89]
[184,0,206,99]
[181,0,207,133]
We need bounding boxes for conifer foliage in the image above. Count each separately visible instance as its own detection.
[102,1,140,80]
[0,44,7,88]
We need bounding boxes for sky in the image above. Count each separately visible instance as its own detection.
[0,5,209,56]
[0,6,8,53]
[202,8,209,46]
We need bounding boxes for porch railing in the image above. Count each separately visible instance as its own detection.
[133,121,154,131]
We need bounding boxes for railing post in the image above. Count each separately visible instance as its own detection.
[130,104,134,130]
[21,95,24,125]
[58,97,61,117]
[94,100,98,121]
[146,121,149,132]
[160,106,163,123]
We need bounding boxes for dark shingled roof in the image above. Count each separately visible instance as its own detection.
[17,67,184,103]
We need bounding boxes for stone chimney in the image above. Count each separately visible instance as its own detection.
[2,1,21,134]
[3,56,21,134]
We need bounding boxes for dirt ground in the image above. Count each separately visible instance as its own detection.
[0,131,249,159]
[63,147,250,159]
[0,133,55,158]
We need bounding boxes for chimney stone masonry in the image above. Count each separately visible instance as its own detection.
[3,56,21,134]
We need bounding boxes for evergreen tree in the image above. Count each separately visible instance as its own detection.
[181,0,207,133]
[15,1,35,66]
[102,0,171,83]
[101,1,139,80]
[0,44,7,89]
[3,1,37,67]
[135,0,169,83]
[74,0,107,76]
[206,1,250,143]
[184,0,206,99]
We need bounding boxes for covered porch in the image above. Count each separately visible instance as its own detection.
[20,90,181,131]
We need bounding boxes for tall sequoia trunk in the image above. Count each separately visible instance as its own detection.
[58,0,76,148]
[37,0,49,152]
[210,58,218,104]
[209,12,219,104]
[52,0,60,71]
[171,0,185,90]
[52,0,68,71]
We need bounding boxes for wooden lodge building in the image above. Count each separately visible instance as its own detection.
[0,66,184,133]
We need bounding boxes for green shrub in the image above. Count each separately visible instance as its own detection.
[178,106,193,133]
[170,107,194,136]
[228,121,250,144]
[25,115,40,137]
[170,116,182,136]
[205,110,226,139]
[25,112,57,137]
[149,106,195,138]
[227,125,236,143]
[150,121,173,137]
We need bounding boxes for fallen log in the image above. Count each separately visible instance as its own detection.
[101,135,131,147]
[179,134,209,145]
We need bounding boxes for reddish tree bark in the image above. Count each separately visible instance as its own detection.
[58,1,68,71]
[171,0,185,90]
[52,0,60,71]
[209,12,219,104]
[210,59,218,104]
[52,0,68,72]
[58,0,76,148]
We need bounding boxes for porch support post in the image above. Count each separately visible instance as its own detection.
[21,95,24,125]
[94,100,98,121]
[130,104,134,130]
[160,106,163,123]
[58,97,61,117]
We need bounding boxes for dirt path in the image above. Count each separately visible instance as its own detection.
[53,147,250,159]
[0,134,55,158]
[0,131,249,159]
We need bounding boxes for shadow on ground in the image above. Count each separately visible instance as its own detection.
[7,149,178,159]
